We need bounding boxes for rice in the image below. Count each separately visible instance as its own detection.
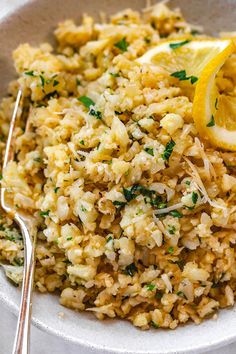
[0,1,236,330]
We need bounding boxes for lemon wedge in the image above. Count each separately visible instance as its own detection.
[192,40,236,150]
[137,38,234,78]
[138,38,236,150]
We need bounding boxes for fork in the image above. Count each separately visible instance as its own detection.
[0,89,35,354]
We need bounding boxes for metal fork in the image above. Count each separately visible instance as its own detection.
[0,89,35,354]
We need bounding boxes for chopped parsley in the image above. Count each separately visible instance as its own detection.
[170,70,198,84]
[206,114,215,127]
[144,147,154,156]
[168,226,176,235]
[169,210,183,218]
[54,187,60,193]
[113,200,126,208]
[53,79,59,87]
[192,191,198,204]
[24,70,36,76]
[169,39,191,49]
[151,321,159,329]
[81,205,87,212]
[89,108,102,120]
[39,75,45,87]
[146,284,155,291]
[0,174,3,180]
[162,139,176,161]
[168,246,174,254]
[124,263,137,277]
[185,180,191,186]
[114,37,129,52]
[40,210,50,217]
[177,291,187,299]
[66,237,72,241]
[106,235,113,243]
[80,140,85,145]
[33,157,41,162]
[215,98,219,110]
[110,72,120,77]
[78,96,95,108]
[76,78,81,86]
[78,96,102,119]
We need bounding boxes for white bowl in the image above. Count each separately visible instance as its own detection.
[1,1,236,353]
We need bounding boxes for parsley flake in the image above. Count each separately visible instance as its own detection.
[113,201,126,208]
[106,235,113,243]
[169,210,183,218]
[24,70,36,76]
[53,79,59,87]
[146,284,155,291]
[81,205,87,212]
[110,72,120,77]
[170,70,198,84]
[162,139,176,161]
[40,210,50,217]
[169,39,191,49]
[39,75,45,87]
[54,187,60,193]
[89,108,102,120]
[67,237,72,241]
[192,191,198,204]
[207,114,215,127]
[78,96,95,108]
[151,321,159,329]
[144,147,154,156]
[168,226,176,235]
[168,246,174,254]
[215,98,219,110]
[80,140,85,145]
[114,37,129,52]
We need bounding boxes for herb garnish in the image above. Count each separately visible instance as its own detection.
[39,75,45,87]
[169,39,191,49]
[114,37,129,52]
[106,235,113,243]
[192,191,198,204]
[24,71,36,76]
[168,226,176,235]
[89,108,102,120]
[78,96,95,108]
[162,139,176,161]
[168,246,174,254]
[81,205,87,212]
[40,210,50,217]
[170,70,198,84]
[80,140,85,145]
[66,237,72,241]
[110,72,120,77]
[144,147,154,156]
[146,284,155,291]
[169,210,183,218]
[53,79,59,87]
[151,321,159,329]
[54,187,60,193]
[207,114,215,127]
[113,201,127,208]
[215,98,218,110]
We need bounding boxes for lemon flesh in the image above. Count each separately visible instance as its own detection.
[138,38,236,150]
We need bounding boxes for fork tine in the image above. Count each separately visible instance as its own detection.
[3,89,22,169]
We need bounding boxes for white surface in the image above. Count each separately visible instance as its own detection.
[0,303,236,354]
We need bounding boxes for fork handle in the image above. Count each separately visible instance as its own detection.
[12,216,35,354]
